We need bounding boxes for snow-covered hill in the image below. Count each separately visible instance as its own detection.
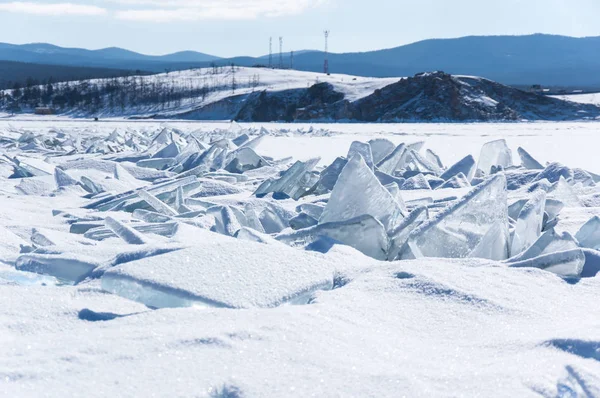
[3,67,600,122]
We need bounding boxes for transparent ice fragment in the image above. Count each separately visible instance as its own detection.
[289,213,319,230]
[152,141,181,159]
[296,203,325,220]
[347,141,374,170]
[320,155,405,231]
[254,158,320,200]
[105,216,148,245]
[548,177,581,207]
[404,149,442,176]
[54,168,78,187]
[533,162,573,184]
[508,249,584,278]
[437,173,470,189]
[406,174,509,259]
[278,215,389,260]
[575,216,600,250]
[225,147,269,174]
[368,138,395,164]
[440,155,476,181]
[243,203,266,233]
[401,174,431,190]
[306,157,347,196]
[469,222,510,260]
[508,229,579,263]
[572,168,596,187]
[511,190,547,256]
[477,139,513,175]
[207,206,242,237]
[235,227,281,245]
[376,143,407,175]
[517,147,544,170]
[138,190,179,217]
[133,209,172,223]
[425,149,444,170]
[84,222,178,241]
[388,206,428,261]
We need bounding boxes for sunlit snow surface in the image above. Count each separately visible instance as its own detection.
[1,118,600,397]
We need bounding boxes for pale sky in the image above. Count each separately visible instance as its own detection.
[0,0,599,57]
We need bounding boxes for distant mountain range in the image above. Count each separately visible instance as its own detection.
[3,34,600,88]
[0,42,220,72]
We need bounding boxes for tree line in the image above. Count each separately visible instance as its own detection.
[0,65,261,115]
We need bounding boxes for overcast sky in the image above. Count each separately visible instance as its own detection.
[0,0,599,57]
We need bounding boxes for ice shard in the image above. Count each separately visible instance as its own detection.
[138,190,179,217]
[133,209,172,223]
[114,164,144,188]
[401,174,431,190]
[207,206,242,237]
[320,155,405,231]
[296,203,325,220]
[406,174,509,259]
[307,157,347,196]
[508,229,579,263]
[54,168,79,187]
[369,138,395,164]
[437,173,470,189]
[572,168,596,187]
[533,162,573,184]
[575,216,600,250]
[105,216,148,245]
[439,155,476,181]
[376,143,407,175]
[225,147,269,174]
[84,222,178,241]
[425,149,444,170]
[469,222,511,261]
[517,147,544,170]
[254,158,320,200]
[244,203,266,233]
[508,249,584,278]
[511,190,547,256]
[477,139,513,175]
[388,206,428,261]
[278,215,389,260]
[404,149,442,176]
[548,177,581,207]
[289,213,319,230]
[347,141,374,170]
[235,227,281,245]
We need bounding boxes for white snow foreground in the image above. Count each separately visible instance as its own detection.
[2,122,600,396]
[2,259,600,397]
[101,228,337,309]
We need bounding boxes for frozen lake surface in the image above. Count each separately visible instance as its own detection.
[1,118,600,397]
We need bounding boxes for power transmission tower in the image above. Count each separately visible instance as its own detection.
[324,30,330,75]
[279,37,283,69]
[269,37,272,68]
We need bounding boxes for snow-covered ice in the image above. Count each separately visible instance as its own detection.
[2,119,600,397]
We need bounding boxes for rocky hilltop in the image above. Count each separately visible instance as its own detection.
[226,72,600,122]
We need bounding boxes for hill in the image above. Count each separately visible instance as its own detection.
[0,60,145,90]
[1,67,597,122]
